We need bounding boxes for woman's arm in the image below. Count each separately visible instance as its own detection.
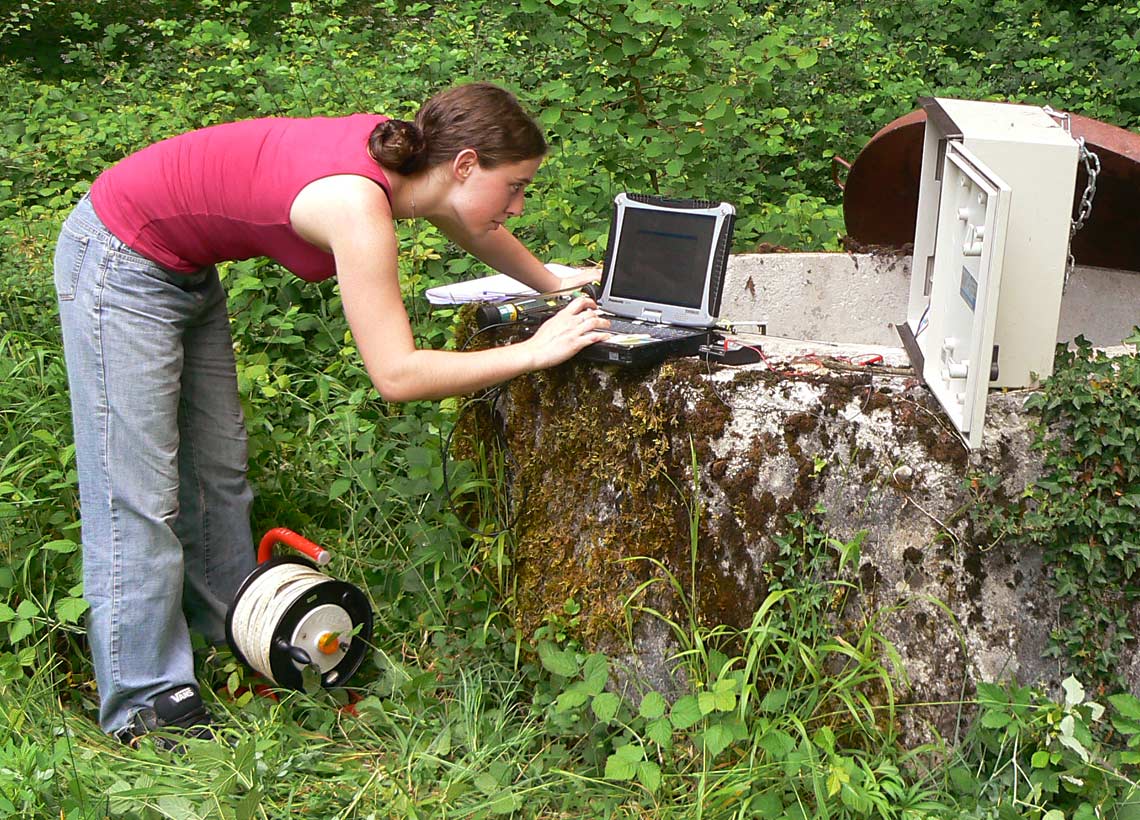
[290,176,608,402]
[434,213,600,292]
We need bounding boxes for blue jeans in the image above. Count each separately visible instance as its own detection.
[54,194,257,733]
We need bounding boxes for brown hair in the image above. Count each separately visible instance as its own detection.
[369,83,546,176]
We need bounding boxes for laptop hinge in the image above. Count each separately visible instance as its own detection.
[641,309,664,324]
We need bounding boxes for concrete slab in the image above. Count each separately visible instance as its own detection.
[720,252,1140,348]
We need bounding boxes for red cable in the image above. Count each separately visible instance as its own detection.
[257,527,332,566]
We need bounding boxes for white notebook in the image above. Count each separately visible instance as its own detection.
[425,263,583,305]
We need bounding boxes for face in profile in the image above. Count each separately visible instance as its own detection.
[449,155,543,234]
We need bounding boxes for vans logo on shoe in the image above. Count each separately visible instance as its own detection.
[169,687,196,704]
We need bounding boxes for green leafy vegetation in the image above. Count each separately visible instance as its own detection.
[976,333,1140,692]
[4,0,1140,816]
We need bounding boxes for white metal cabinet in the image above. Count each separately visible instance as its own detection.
[902,97,1079,448]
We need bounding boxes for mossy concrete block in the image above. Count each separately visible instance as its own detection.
[471,332,1136,746]
[458,251,1139,746]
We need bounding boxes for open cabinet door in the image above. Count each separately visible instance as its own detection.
[920,141,1011,450]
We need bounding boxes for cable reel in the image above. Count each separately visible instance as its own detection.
[225,528,373,691]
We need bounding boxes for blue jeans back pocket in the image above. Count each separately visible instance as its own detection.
[54,223,91,302]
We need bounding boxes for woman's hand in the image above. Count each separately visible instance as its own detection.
[521,295,611,369]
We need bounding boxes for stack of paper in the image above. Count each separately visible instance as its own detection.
[425,264,584,305]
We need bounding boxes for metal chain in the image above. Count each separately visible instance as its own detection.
[1043,106,1102,291]
[1071,137,1100,237]
[1065,138,1101,290]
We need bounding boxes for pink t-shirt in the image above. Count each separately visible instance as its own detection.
[90,114,392,282]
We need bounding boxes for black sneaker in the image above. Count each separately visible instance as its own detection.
[115,684,217,750]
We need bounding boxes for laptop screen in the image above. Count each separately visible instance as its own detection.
[608,207,718,309]
[599,194,735,328]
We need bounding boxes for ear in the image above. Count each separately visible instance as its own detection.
[452,148,479,181]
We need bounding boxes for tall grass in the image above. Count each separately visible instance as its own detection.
[603,450,943,819]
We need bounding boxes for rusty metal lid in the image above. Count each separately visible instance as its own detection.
[841,107,1140,273]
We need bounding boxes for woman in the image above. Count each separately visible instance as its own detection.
[54,82,609,743]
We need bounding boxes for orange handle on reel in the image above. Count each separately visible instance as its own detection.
[258,527,331,566]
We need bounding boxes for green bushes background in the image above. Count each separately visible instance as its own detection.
[4,0,1140,816]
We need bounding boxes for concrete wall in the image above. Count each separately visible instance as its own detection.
[720,252,1140,348]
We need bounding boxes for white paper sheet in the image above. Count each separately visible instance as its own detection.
[425,263,583,305]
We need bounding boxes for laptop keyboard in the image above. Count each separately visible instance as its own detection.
[604,317,702,340]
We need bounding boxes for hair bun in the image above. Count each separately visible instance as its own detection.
[369,119,428,175]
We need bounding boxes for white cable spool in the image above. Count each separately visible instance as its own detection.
[226,530,373,691]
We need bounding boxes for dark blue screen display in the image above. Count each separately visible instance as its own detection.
[609,207,717,309]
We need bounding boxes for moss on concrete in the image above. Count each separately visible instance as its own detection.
[490,358,734,646]
[457,347,916,643]
[454,306,1006,675]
